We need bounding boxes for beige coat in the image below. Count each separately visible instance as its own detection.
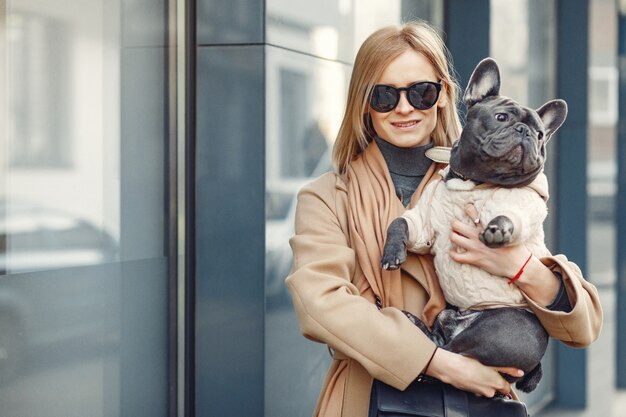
[285,167,603,417]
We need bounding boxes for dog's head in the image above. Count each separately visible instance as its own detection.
[449,58,568,187]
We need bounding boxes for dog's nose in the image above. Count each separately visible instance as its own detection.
[515,124,528,135]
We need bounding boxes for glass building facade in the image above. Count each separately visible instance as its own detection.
[0,0,175,416]
[0,0,623,416]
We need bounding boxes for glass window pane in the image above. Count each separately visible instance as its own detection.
[266,0,442,63]
[265,46,345,417]
[195,44,266,416]
[0,1,174,416]
[588,0,617,287]
[196,0,263,45]
[587,0,617,413]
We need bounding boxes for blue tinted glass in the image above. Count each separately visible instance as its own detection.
[0,1,173,416]
[195,45,265,416]
[196,0,263,44]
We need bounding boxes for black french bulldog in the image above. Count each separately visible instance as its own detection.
[381,57,568,393]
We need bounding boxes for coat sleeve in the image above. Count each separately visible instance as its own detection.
[522,254,603,347]
[285,174,437,390]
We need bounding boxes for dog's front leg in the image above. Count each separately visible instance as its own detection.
[381,218,409,270]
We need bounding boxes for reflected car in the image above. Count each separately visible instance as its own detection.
[0,201,118,274]
[265,150,332,307]
[0,201,118,384]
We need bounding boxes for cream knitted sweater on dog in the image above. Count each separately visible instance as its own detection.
[401,166,551,310]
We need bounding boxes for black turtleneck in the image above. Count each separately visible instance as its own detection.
[375,136,433,207]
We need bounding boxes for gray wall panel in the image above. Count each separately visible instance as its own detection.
[554,0,589,408]
[195,45,265,417]
[197,0,264,45]
[121,47,167,260]
[443,0,490,91]
[122,0,168,47]
[120,45,170,417]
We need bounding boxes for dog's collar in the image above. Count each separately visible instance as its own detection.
[446,168,480,184]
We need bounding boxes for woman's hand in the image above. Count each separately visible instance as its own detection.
[448,219,529,278]
[425,348,522,397]
[448,208,561,306]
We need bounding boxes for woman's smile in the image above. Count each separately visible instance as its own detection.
[391,119,421,130]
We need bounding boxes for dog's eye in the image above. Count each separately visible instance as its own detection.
[538,132,544,140]
[495,113,508,122]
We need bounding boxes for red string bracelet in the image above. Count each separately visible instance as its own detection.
[508,253,533,285]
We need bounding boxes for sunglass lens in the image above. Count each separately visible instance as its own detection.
[408,83,439,110]
[370,85,398,112]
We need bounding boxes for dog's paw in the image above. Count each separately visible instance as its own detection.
[515,363,543,393]
[381,240,407,270]
[381,218,409,270]
[480,215,514,248]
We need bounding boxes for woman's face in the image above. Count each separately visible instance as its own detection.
[369,50,446,148]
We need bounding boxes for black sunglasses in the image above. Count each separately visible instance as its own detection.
[369,81,442,113]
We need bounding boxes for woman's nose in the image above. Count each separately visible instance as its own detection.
[395,91,414,113]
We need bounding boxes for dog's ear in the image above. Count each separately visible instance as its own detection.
[463,58,501,108]
[449,139,461,170]
[536,99,568,142]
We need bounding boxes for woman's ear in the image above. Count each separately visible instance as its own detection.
[437,80,447,108]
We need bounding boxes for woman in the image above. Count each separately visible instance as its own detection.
[285,20,602,417]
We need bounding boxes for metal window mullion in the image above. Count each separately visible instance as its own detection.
[616,7,626,390]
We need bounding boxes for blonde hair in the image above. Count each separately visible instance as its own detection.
[332,20,462,174]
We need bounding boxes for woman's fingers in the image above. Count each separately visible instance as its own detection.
[495,367,525,378]
[449,248,476,265]
[477,375,511,398]
[476,368,513,397]
[487,367,524,396]
[449,229,470,248]
[474,365,513,397]
[494,381,512,397]
[426,349,515,397]
[464,203,482,227]
[450,221,484,261]
[451,219,480,238]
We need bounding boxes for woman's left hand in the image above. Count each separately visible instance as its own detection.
[447,206,561,305]
[448,218,530,278]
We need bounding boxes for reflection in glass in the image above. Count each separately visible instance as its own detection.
[264,43,342,417]
[490,0,556,108]
[0,0,173,415]
[585,4,617,413]
[4,2,122,274]
[7,12,71,168]
[0,202,117,274]
[267,0,431,63]
[587,0,617,288]
[265,45,343,309]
